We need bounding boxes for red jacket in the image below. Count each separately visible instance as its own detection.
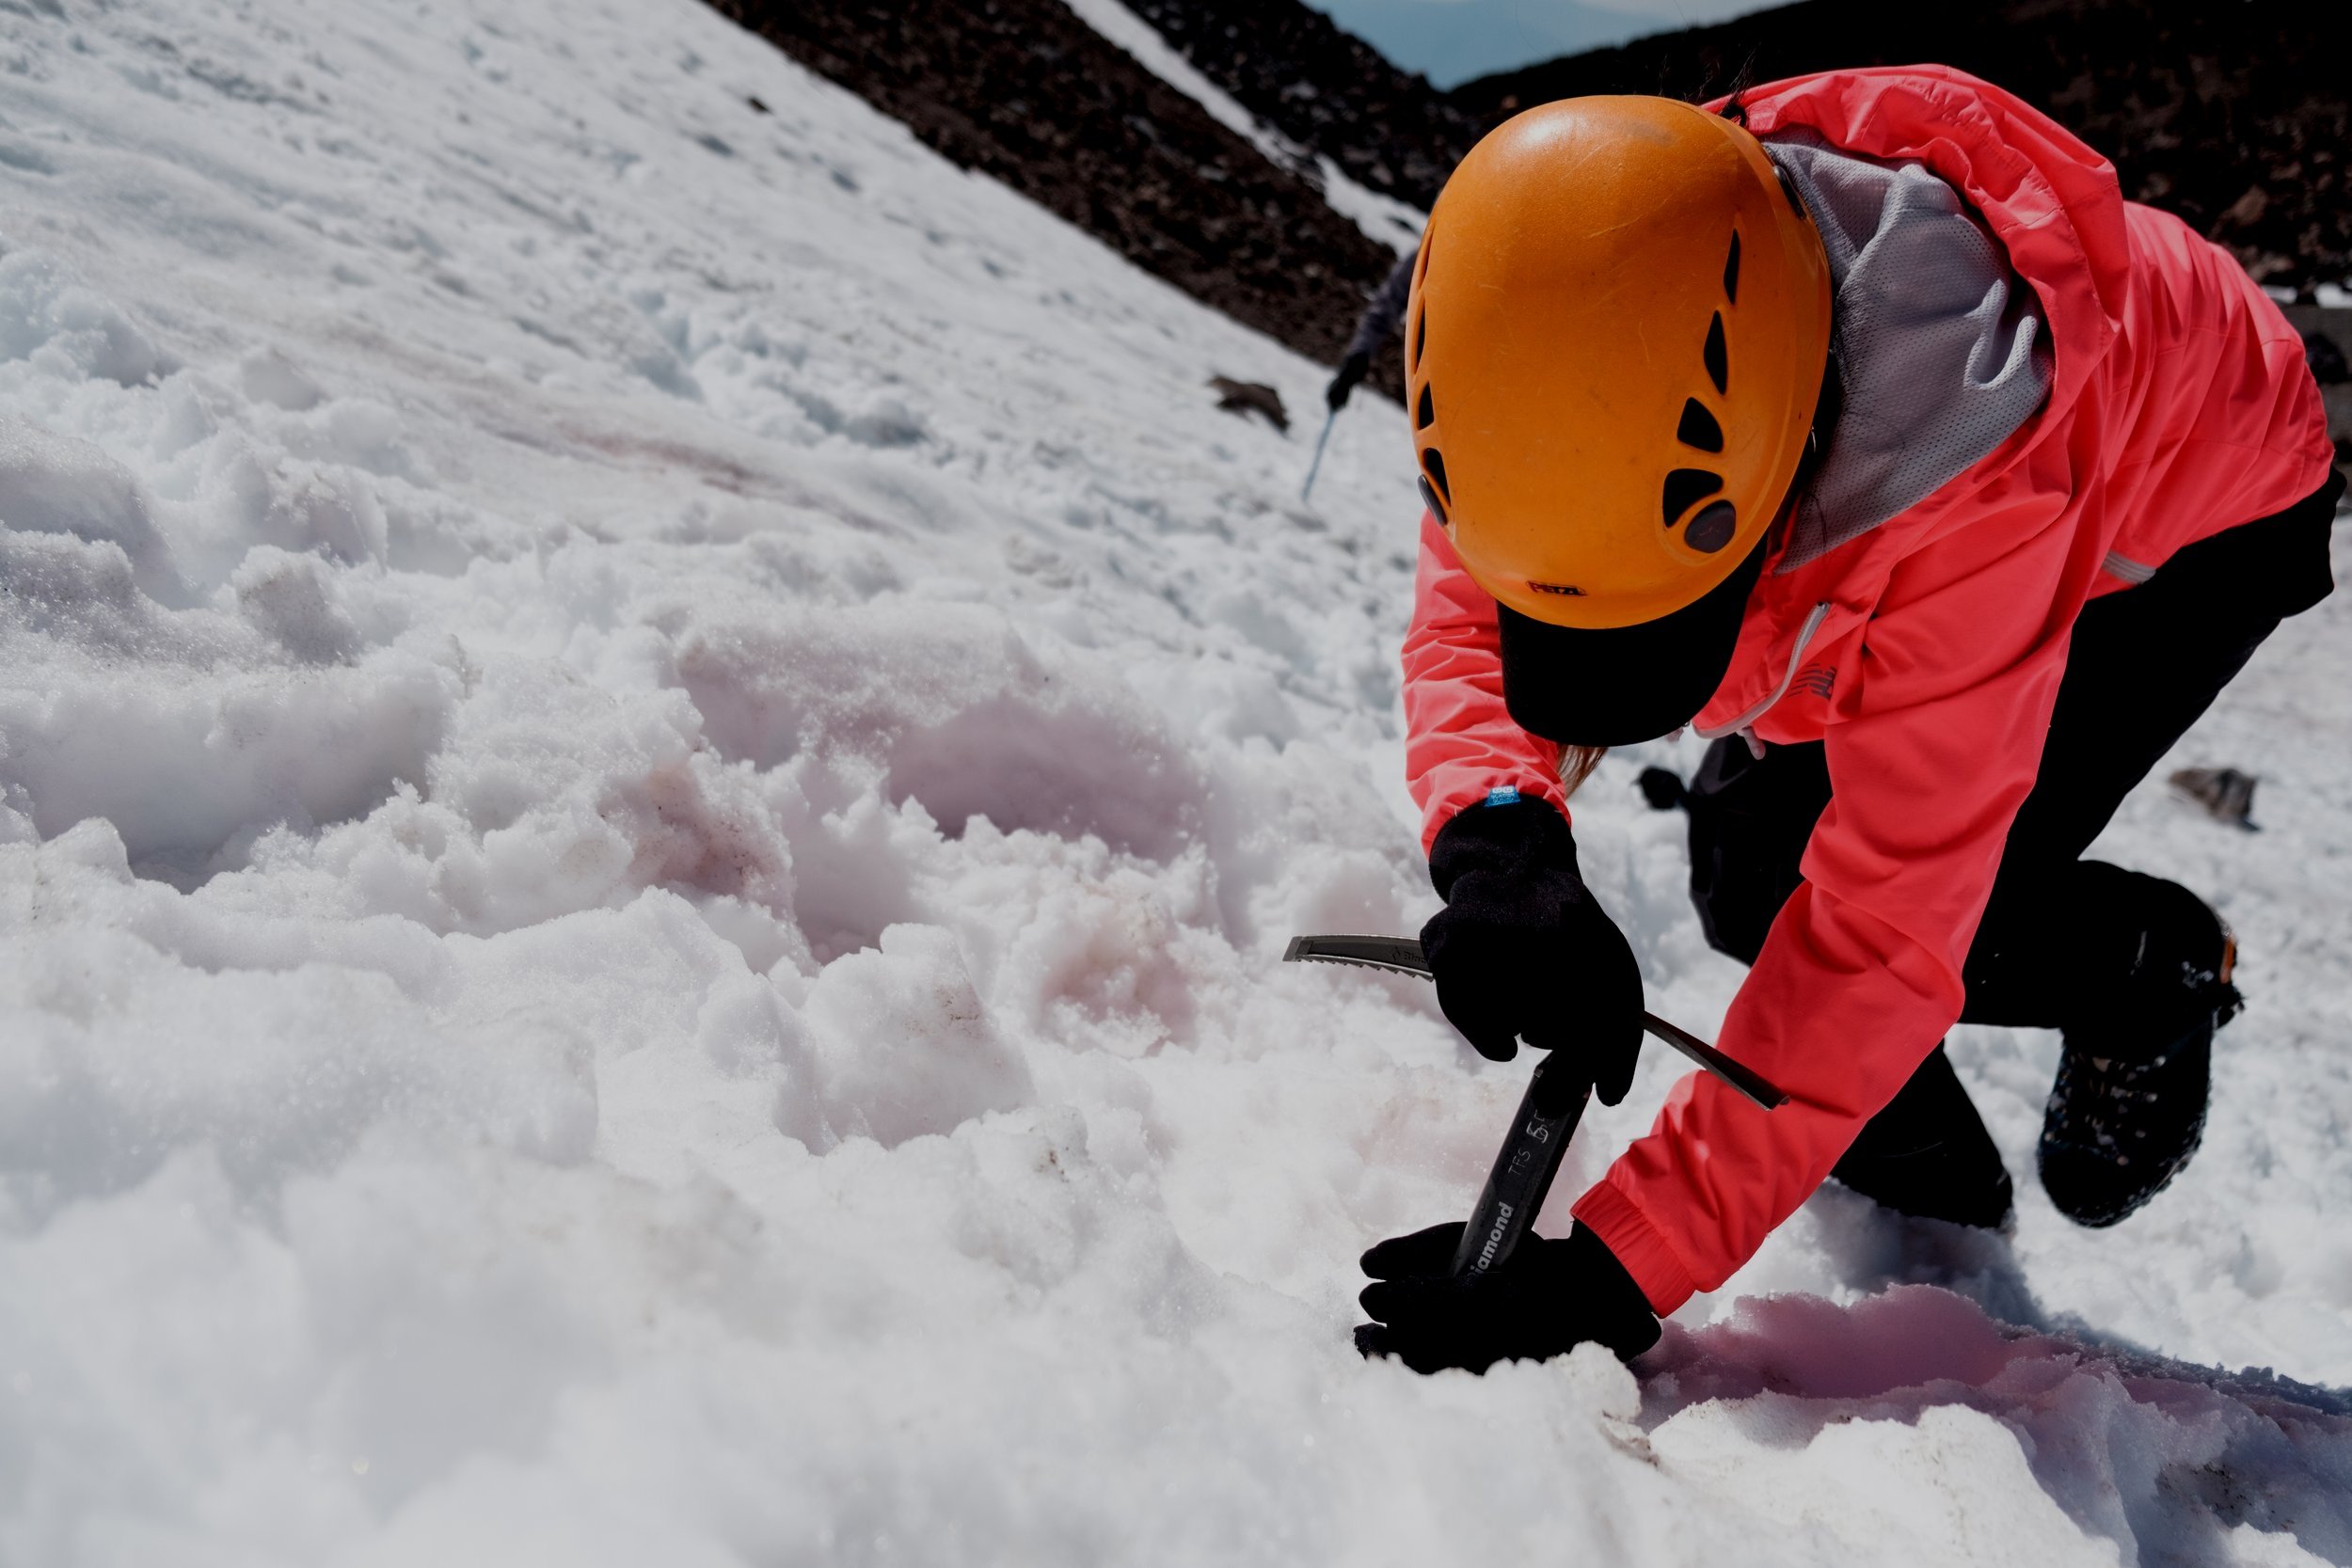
[1402,67,2333,1315]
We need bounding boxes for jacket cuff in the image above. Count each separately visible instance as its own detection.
[1425,792,1577,898]
[1571,1176,1700,1318]
[1422,776,1569,851]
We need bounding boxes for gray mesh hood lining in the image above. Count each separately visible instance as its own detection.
[1762,131,2055,570]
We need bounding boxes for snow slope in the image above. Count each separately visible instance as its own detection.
[0,0,2348,1562]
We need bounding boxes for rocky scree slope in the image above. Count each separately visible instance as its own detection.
[1115,0,1482,212]
[706,0,1406,398]
[1110,0,2346,294]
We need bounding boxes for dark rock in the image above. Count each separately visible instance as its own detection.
[2169,766,2259,828]
[1209,376,1289,432]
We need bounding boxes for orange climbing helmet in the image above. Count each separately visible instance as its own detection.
[1406,96,1833,632]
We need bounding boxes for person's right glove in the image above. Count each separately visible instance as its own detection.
[1419,796,1645,1102]
[1325,348,1372,411]
[1355,1221,1661,1372]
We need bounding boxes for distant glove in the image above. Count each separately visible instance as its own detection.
[1356,1222,1661,1373]
[1325,348,1372,410]
[1419,798,1644,1103]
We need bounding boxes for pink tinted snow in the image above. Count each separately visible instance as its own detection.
[1644,1284,2352,1561]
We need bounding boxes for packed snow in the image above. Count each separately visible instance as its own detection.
[1,0,2349,1562]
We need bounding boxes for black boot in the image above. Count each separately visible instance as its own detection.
[2038,877,2241,1227]
[1831,1046,2014,1228]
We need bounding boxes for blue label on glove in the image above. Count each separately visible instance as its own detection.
[1484,787,1521,808]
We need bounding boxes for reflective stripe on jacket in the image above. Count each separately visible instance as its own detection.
[1400,67,2333,1314]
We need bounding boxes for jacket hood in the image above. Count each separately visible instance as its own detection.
[1692,67,2132,738]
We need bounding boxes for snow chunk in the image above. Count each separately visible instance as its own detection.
[237,347,326,411]
[230,546,363,664]
[0,416,186,604]
[0,248,164,387]
[675,599,1205,860]
[0,646,455,869]
[789,923,1034,1149]
[0,823,599,1216]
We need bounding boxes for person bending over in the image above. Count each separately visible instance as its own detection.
[1357,68,2339,1374]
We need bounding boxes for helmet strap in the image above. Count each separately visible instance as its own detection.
[1796,344,1844,493]
[1760,346,1843,560]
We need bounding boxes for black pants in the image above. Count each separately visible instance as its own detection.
[1687,473,2341,1156]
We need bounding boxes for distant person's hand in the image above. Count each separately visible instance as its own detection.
[1325,348,1371,411]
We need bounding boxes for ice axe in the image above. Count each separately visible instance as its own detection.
[1284,932,1787,1278]
[1298,405,1337,503]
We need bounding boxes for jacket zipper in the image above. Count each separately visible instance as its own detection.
[1692,601,1834,747]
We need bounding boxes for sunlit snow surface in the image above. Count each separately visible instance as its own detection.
[1,1,2349,1561]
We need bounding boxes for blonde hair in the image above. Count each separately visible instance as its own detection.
[1558,744,1607,798]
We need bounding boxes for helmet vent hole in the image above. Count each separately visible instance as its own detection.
[1677,399,1724,453]
[1687,500,1738,553]
[1416,384,1435,430]
[1421,447,1451,503]
[1415,235,1435,286]
[1411,307,1427,372]
[1723,232,1740,304]
[1661,467,1724,527]
[1417,473,1448,524]
[1704,315,1727,395]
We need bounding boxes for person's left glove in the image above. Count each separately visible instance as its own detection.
[1355,1222,1661,1373]
[1325,348,1372,411]
[1420,797,1645,1102]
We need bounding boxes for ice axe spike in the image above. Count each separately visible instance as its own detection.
[1282,932,1790,1111]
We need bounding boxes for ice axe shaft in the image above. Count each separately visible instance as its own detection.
[1299,406,1337,502]
[1450,1053,1586,1279]
[1281,932,1790,1111]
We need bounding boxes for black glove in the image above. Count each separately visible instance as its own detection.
[1356,1222,1661,1373]
[1419,798,1644,1103]
[1325,348,1371,411]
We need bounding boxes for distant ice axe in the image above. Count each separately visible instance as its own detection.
[1299,406,1337,502]
[1282,932,1788,1111]
[1289,931,1788,1285]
